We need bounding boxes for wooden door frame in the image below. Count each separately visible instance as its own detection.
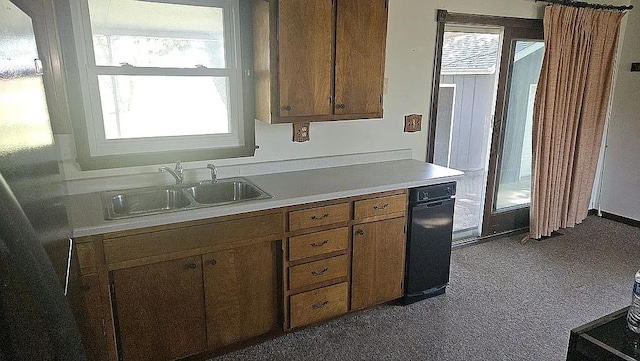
[426,10,543,237]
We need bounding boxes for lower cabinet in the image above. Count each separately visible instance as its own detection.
[74,191,411,360]
[111,241,279,361]
[351,217,406,310]
[203,241,278,349]
[111,256,207,361]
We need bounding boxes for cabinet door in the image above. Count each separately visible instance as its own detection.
[277,0,333,117]
[351,217,406,310]
[111,256,206,361]
[334,0,388,116]
[203,241,278,348]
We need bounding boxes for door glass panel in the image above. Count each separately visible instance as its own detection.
[495,41,544,211]
[433,28,501,240]
[0,0,54,153]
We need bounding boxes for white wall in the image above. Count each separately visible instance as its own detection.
[599,0,640,221]
[59,0,547,186]
[59,0,635,203]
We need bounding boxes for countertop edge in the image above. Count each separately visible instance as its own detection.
[69,160,463,238]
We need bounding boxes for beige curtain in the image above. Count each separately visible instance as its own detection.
[530,5,626,239]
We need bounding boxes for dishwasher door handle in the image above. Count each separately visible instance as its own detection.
[415,198,452,209]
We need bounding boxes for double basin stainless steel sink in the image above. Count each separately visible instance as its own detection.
[102,178,272,220]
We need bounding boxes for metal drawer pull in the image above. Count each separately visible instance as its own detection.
[207,259,217,266]
[187,263,198,269]
[311,267,329,276]
[311,213,329,220]
[311,240,329,247]
[373,203,389,210]
[312,300,329,309]
[355,229,365,236]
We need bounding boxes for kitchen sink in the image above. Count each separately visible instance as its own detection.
[102,178,272,220]
[184,180,270,205]
[106,188,191,218]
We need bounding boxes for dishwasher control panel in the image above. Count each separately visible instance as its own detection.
[411,182,456,204]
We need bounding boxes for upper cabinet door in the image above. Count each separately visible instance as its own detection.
[334,0,388,117]
[277,0,333,117]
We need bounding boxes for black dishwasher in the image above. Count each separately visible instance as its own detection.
[403,182,456,305]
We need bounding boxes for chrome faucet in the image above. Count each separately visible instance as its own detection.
[159,161,183,184]
[206,163,217,183]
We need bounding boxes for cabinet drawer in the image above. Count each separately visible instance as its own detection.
[289,282,348,328]
[288,227,349,261]
[288,203,349,232]
[76,242,97,275]
[289,255,348,290]
[103,212,283,265]
[354,194,406,220]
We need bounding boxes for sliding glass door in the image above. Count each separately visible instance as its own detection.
[483,27,544,236]
[432,26,502,239]
[428,11,544,240]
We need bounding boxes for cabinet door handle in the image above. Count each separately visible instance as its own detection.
[312,300,329,309]
[311,213,329,220]
[187,263,198,269]
[282,105,291,111]
[355,229,365,236]
[311,267,329,276]
[311,240,329,247]
[335,103,346,109]
[373,203,389,210]
[206,259,217,266]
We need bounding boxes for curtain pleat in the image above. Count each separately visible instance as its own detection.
[530,5,625,239]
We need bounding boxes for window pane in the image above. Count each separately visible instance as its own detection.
[88,0,225,68]
[98,76,230,139]
[495,41,545,210]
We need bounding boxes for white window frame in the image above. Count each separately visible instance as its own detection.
[70,0,244,157]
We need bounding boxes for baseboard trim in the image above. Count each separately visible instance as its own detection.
[600,212,640,228]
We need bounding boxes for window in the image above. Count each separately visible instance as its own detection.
[68,0,255,169]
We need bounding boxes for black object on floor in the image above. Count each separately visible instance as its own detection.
[568,307,640,361]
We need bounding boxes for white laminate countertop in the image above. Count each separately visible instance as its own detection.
[68,160,463,237]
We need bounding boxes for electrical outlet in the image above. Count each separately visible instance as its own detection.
[404,114,422,133]
[632,63,640,72]
[293,122,310,142]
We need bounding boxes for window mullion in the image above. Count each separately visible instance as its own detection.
[89,66,233,77]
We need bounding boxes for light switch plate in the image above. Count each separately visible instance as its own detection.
[404,114,422,132]
[293,122,310,142]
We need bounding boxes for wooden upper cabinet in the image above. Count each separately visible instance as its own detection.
[253,0,388,123]
[111,256,206,361]
[334,0,387,116]
[203,241,279,349]
[277,0,333,117]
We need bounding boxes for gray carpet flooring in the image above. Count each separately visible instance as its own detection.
[212,216,640,361]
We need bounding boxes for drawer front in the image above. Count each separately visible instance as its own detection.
[103,212,283,265]
[354,194,406,220]
[288,203,350,231]
[76,242,97,275]
[289,255,348,290]
[289,282,348,328]
[288,227,349,261]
